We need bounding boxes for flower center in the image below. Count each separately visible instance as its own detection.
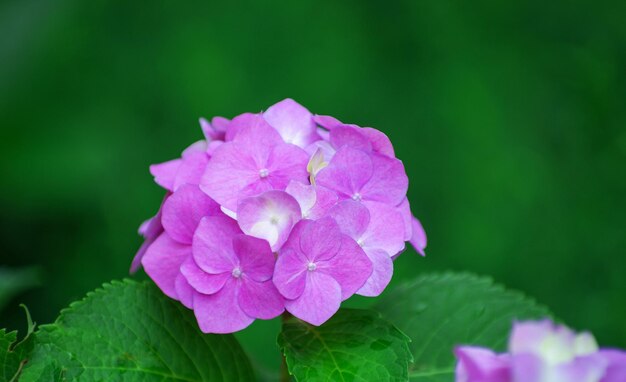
[259,168,269,178]
[232,267,242,278]
[351,192,362,201]
[306,262,317,272]
[357,239,364,247]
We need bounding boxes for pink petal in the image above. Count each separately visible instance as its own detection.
[285,272,342,326]
[265,143,310,189]
[150,158,182,192]
[313,114,343,130]
[362,127,395,157]
[454,346,511,382]
[192,278,254,334]
[131,194,169,273]
[361,201,406,257]
[299,217,342,262]
[308,186,338,219]
[200,141,272,211]
[141,233,190,300]
[316,146,374,200]
[226,112,283,145]
[285,180,316,216]
[192,216,241,274]
[330,125,372,152]
[263,98,319,148]
[356,248,393,297]
[174,273,194,309]
[395,198,413,241]
[182,140,208,157]
[317,234,372,300]
[211,116,230,133]
[180,256,229,295]
[237,190,301,251]
[359,153,408,205]
[238,278,284,319]
[328,200,370,240]
[409,216,427,257]
[232,234,275,282]
[273,248,308,300]
[206,140,223,155]
[173,151,209,190]
[286,181,338,220]
[162,184,220,245]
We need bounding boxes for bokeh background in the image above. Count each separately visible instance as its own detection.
[1,0,625,377]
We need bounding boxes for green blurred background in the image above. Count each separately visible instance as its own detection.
[1,0,625,376]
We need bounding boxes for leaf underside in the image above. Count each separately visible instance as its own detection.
[19,279,255,382]
[279,308,413,382]
[375,273,551,382]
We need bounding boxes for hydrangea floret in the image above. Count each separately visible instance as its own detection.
[132,98,426,333]
[455,319,626,382]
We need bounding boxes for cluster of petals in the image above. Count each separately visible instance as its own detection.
[455,319,626,382]
[132,98,427,333]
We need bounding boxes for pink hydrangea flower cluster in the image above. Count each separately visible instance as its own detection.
[131,99,426,333]
[455,320,626,382]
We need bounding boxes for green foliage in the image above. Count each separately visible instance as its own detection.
[19,280,254,382]
[375,273,551,381]
[1,306,35,382]
[279,309,412,382]
[0,267,40,312]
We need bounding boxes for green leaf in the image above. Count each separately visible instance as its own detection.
[374,273,551,381]
[1,305,36,382]
[20,279,255,382]
[279,308,413,382]
[0,267,41,311]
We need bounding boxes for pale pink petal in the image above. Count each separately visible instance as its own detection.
[313,114,343,130]
[317,234,372,300]
[150,159,182,192]
[361,201,406,257]
[285,180,316,216]
[356,248,393,297]
[161,184,220,244]
[232,234,275,282]
[263,98,319,148]
[180,256,229,295]
[206,140,223,155]
[330,125,372,152]
[192,216,241,274]
[199,117,226,141]
[299,218,342,262]
[182,140,208,157]
[362,127,395,157]
[273,248,308,300]
[237,190,301,251]
[238,278,284,319]
[173,151,209,190]
[410,216,427,257]
[285,272,342,326]
[142,233,191,300]
[600,349,626,382]
[359,153,408,205]
[226,112,283,145]
[454,346,511,382]
[395,198,413,241]
[316,146,374,200]
[328,200,369,239]
[211,116,230,133]
[193,278,254,334]
[174,273,194,309]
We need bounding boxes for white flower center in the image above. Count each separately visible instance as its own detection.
[259,168,269,178]
[232,267,242,278]
[351,193,362,201]
[306,262,317,272]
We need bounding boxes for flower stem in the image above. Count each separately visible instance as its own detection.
[279,312,291,382]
